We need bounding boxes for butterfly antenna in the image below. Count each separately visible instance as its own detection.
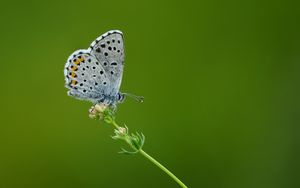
[123,93,144,103]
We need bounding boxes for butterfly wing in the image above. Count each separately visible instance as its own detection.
[64,50,110,103]
[88,30,125,97]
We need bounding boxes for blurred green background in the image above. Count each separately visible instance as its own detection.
[0,0,299,187]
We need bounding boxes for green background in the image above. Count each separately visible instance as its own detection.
[0,0,299,187]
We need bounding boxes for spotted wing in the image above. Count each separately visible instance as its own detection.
[64,49,110,103]
[89,30,124,96]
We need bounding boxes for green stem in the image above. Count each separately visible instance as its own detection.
[111,120,119,129]
[110,119,188,188]
[139,149,188,188]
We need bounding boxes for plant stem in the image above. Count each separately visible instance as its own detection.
[110,119,188,188]
[139,149,188,188]
[111,120,119,129]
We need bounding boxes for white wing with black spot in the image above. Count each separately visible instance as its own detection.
[64,30,125,105]
[64,50,110,103]
[89,30,124,96]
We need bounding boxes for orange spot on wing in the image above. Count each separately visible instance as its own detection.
[71,72,77,78]
[70,66,78,71]
[79,57,85,61]
[71,80,78,85]
[74,60,81,65]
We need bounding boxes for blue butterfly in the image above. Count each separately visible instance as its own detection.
[64,30,142,106]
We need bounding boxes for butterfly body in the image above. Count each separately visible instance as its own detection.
[64,30,125,105]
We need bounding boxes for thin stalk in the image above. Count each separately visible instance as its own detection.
[111,120,119,129]
[110,120,188,188]
[139,149,188,188]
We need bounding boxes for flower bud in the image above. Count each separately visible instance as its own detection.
[89,113,97,119]
[94,103,108,113]
[89,106,96,114]
[118,127,127,135]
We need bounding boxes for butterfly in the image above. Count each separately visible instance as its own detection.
[64,30,142,106]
